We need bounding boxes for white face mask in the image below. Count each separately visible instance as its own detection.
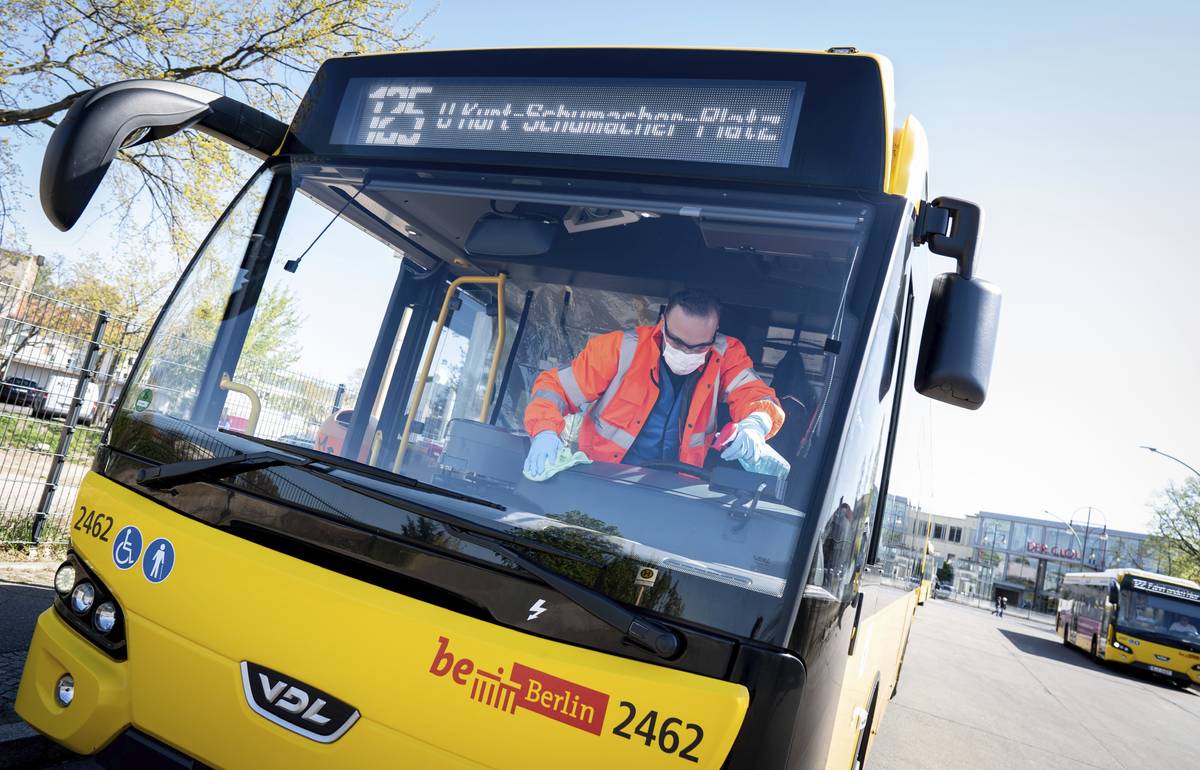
[663,343,707,375]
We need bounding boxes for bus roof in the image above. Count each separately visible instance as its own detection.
[1062,568,1200,589]
[286,47,902,193]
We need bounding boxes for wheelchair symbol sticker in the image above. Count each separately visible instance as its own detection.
[111,526,143,570]
[142,538,175,584]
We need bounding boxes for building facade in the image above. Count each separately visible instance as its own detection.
[974,511,1166,612]
[876,496,981,595]
[911,513,980,596]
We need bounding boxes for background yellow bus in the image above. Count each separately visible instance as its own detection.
[1059,569,1200,688]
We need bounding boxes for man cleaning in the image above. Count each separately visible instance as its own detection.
[523,289,788,481]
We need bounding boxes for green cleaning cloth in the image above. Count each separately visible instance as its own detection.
[523,445,593,482]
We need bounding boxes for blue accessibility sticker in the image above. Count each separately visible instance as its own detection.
[142,538,175,584]
[111,526,143,570]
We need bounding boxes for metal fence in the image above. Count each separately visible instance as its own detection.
[0,282,144,545]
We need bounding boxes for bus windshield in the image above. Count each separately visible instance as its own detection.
[108,160,897,640]
[1119,585,1200,642]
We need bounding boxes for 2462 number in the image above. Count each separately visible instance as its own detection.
[72,506,113,541]
[612,701,703,763]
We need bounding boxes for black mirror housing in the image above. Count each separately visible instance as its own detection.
[914,272,1001,409]
[40,79,287,231]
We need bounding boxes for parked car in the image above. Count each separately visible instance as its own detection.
[933,582,953,600]
[0,376,42,406]
[31,375,101,425]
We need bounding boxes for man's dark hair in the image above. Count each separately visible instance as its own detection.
[665,289,721,320]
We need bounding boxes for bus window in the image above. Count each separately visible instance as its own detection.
[1119,589,1200,637]
[109,165,892,641]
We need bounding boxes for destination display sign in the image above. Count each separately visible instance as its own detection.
[329,78,805,168]
[1131,577,1200,604]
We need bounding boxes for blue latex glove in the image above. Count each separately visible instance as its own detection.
[720,413,772,464]
[524,431,563,478]
[721,413,791,480]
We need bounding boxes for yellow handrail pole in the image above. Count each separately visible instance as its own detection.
[395,275,506,471]
[219,373,261,434]
[479,273,506,422]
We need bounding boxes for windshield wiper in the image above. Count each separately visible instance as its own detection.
[255,450,682,658]
[136,438,679,657]
[135,437,591,568]
[325,462,682,658]
[137,450,316,489]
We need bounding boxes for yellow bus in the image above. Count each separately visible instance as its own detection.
[19,47,1000,768]
[1059,569,1200,689]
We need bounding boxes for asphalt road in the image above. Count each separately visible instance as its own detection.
[870,598,1198,769]
[0,570,101,769]
[0,577,54,722]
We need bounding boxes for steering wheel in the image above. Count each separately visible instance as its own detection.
[635,460,710,481]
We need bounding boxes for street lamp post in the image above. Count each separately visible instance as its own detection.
[980,517,1006,609]
[1076,507,1109,571]
[1045,507,1108,571]
[1080,508,1091,571]
[1140,445,1197,574]
[1140,446,1200,478]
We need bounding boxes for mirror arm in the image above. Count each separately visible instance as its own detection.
[914,197,983,280]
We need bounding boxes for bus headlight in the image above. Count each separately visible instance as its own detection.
[53,552,127,660]
[54,562,76,595]
[70,582,95,614]
[1112,639,1133,654]
[1193,664,1200,672]
[55,674,74,707]
[93,602,118,634]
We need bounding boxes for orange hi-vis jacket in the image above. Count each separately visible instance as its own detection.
[524,324,785,468]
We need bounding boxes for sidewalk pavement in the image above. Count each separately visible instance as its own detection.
[943,595,1057,626]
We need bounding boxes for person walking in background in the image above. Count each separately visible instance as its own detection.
[992,596,1000,616]
[999,595,1007,618]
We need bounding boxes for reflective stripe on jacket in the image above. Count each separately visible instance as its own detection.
[524,324,784,467]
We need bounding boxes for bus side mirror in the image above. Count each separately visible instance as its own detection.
[1109,583,1119,605]
[914,274,1001,409]
[41,79,287,231]
[913,197,1001,410]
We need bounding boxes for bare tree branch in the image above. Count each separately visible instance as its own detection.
[0,0,426,252]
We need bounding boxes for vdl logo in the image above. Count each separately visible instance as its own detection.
[240,662,359,743]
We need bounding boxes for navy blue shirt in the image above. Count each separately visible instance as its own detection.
[623,358,700,466]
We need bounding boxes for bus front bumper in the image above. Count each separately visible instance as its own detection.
[1107,635,1200,686]
[15,608,131,754]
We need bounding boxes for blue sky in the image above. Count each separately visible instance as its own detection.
[8,0,1200,533]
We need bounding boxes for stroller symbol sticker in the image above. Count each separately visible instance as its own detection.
[142,538,175,583]
[112,526,143,570]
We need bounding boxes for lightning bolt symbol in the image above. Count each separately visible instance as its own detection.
[527,599,547,621]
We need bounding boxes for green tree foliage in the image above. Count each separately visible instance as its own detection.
[936,559,954,585]
[0,0,427,252]
[1149,477,1200,581]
